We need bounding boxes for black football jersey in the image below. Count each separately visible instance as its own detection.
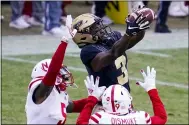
[80,31,130,92]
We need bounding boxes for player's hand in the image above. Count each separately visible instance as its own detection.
[84,75,106,101]
[136,66,156,92]
[66,15,77,38]
[61,15,77,43]
[125,12,150,36]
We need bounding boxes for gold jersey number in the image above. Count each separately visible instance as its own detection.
[115,55,128,85]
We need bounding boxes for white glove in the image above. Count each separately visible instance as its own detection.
[61,15,77,43]
[136,66,156,92]
[66,15,77,38]
[84,75,106,101]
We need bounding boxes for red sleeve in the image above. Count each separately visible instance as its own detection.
[42,41,68,86]
[72,98,88,112]
[148,89,167,124]
[76,96,98,125]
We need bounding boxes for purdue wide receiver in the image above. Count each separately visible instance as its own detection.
[76,66,167,124]
[71,8,150,93]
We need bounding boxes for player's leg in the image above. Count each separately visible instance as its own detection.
[43,1,64,37]
[92,1,113,25]
[155,1,171,33]
[9,1,31,29]
[22,1,32,17]
[30,1,44,26]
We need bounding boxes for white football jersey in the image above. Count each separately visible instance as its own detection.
[89,111,151,124]
[25,77,69,124]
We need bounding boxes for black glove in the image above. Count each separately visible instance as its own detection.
[125,13,150,36]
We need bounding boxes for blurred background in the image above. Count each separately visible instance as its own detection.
[1,1,189,124]
[1,1,189,36]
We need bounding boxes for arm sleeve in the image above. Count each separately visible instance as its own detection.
[76,96,98,125]
[72,98,88,112]
[148,89,167,124]
[80,45,101,65]
[42,41,68,86]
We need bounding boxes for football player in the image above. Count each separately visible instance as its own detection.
[25,21,104,124]
[71,8,150,93]
[76,66,167,124]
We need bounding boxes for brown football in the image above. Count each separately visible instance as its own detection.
[128,8,155,24]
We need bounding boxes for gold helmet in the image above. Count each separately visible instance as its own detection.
[71,13,111,48]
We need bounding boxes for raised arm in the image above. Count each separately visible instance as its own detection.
[148,89,167,124]
[76,75,106,124]
[33,15,77,104]
[66,98,88,113]
[137,66,167,124]
[91,13,148,72]
[33,40,68,104]
[127,31,145,49]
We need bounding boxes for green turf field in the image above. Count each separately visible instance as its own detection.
[2,48,188,124]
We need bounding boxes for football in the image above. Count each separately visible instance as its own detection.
[128,8,155,24]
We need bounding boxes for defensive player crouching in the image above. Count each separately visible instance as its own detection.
[76,66,167,124]
[25,27,91,124]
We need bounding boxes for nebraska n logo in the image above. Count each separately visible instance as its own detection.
[41,62,49,72]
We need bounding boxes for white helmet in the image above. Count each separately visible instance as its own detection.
[102,85,133,115]
[31,59,51,79]
[31,59,76,90]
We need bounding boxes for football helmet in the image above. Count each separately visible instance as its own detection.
[31,59,76,90]
[102,85,133,115]
[71,13,111,48]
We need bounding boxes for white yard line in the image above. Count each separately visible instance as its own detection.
[2,56,188,89]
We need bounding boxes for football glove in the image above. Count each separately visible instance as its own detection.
[84,75,106,101]
[136,66,156,92]
[125,12,150,36]
[61,15,77,43]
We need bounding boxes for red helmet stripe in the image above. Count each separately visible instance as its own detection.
[111,85,116,112]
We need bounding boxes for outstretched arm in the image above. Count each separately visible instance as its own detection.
[66,98,88,113]
[76,96,98,124]
[148,89,167,124]
[33,40,68,104]
[32,15,77,104]
[137,66,167,124]
[91,31,145,72]
[76,75,106,124]
[91,13,148,72]
[127,31,145,50]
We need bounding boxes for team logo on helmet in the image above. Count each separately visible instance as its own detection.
[115,104,120,110]
[41,62,49,72]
